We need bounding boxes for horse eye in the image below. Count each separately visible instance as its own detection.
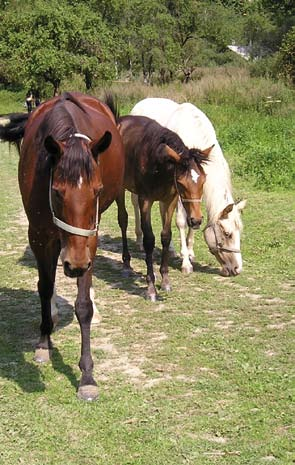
[52,188,63,199]
[225,232,232,239]
[94,186,103,197]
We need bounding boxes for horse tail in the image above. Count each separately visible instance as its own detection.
[104,93,120,123]
[0,112,28,152]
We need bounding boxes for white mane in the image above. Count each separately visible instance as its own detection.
[167,103,234,222]
[132,98,235,223]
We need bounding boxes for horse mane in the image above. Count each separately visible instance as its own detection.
[38,92,94,184]
[143,118,207,169]
[171,103,236,221]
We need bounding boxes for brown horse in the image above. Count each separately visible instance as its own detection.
[0,92,125,401]
[110,101,211,301]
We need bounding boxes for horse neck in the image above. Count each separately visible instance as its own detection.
[203,143,234,222]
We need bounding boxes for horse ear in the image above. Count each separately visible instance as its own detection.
[201,144,214,157]
[236,199,247,211]
[91,131,112,161]
[164,145,181,163]
[219,203,234,219]
[44,135,63,163]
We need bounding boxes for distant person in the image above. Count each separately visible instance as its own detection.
[34,90,41,107]
[25,90,33,113]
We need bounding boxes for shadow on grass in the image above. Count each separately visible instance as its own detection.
[0,287,78,394]
[93,234,220,297]
[18,244,37,269]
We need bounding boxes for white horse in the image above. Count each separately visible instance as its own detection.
[131,98,246,276]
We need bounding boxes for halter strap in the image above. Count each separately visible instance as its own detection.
[49,170,99,237]
[70,133,92,142]
[204,223,240,254]
[174,166,202,204]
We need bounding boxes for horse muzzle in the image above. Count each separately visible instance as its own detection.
[187,217,203,229]
[220,264,242,277]
[63,260,92,278]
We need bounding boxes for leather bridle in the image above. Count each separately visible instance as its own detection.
[174,165,202,204]
[204,223,241,254]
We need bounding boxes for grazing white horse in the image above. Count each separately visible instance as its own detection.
[131,97,246,276]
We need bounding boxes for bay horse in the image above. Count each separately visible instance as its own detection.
[131,98,246,276]
[105,97,210,301]
[0,92,125,401]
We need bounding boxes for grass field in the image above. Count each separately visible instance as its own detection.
[0,89,294,464]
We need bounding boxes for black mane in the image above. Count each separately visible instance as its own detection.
[142,118,207,168]
[38,92,94,184]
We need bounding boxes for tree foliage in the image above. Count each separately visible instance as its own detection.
[0,0,294,94]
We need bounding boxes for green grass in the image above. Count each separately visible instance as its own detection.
[0,92,295,465]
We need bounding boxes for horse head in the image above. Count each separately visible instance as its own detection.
[165,144,212,229]
[203,199,246,276]
[45,131,112,278]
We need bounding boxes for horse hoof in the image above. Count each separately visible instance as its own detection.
[161,284,171,292]
[146,293,157,302]
[77,385,99,402]
[91,312,102,326]
[34,348,51,363]
[181,265,193,274]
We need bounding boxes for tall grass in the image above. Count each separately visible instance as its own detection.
[1,67,294,191]
[105,67,295,116]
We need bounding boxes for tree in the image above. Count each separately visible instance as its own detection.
[277,26,295,85]
[0,0,117,94]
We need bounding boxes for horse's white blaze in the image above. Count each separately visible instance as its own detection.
[77,176,83,189]
[191,168,199,184]
[131,97,245,275]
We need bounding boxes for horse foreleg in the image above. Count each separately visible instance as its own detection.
[30,231,60,363]
[159,200,177,257]
[75,269,98,401]
[186,227,195,262]
[139,197,157,301]
[176,199,193,274]
[131,192,143,250]
[160,197,177,292]
[116,190,132,276]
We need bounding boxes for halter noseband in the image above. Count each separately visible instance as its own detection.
[174,166,202,204]
[204,223,241,254]
[49,133,99,237]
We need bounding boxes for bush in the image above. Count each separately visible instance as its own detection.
[236,143,295,191]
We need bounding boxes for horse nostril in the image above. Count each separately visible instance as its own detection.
[87,261,92,270]
[64,261,71,273]
[189,217,203,229]
[234,266,241,276]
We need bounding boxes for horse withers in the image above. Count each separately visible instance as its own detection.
[1,92,125,401]
[108,98,211,301]
[131,98,246,276]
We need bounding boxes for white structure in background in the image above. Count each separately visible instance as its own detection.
[227,44,252,60]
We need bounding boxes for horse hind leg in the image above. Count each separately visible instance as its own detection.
[131,193,143,250]
[176,200,193,274]
[116,190,132,276]
[139,198,157,301]
[159,198,177,292]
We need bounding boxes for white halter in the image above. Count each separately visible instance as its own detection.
[49,133,99,237]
